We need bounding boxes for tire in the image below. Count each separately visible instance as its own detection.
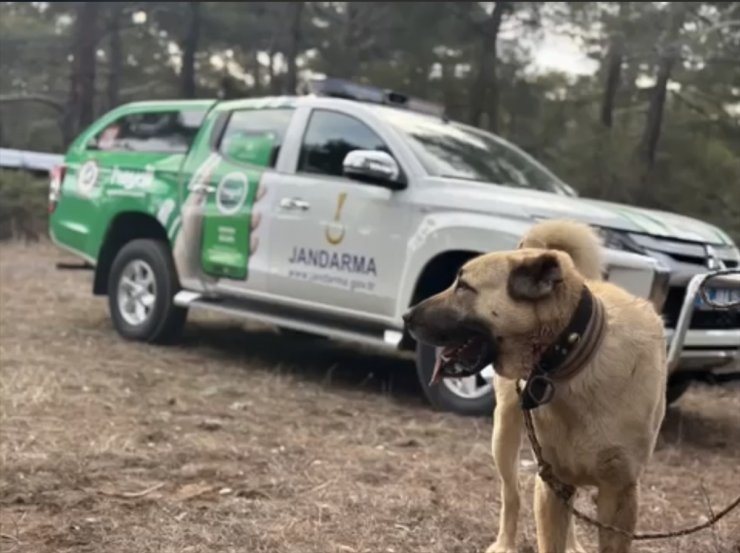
[415,341,495,416]
[666,375,692,405]
[107,239,187,344]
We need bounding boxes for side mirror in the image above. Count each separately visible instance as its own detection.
[698,269,740,310]
[342,150,405,190]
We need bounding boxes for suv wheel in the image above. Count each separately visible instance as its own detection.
[416,342,495,416]
[108,239,187,343]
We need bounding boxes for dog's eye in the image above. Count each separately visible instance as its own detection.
[456,279,476,294]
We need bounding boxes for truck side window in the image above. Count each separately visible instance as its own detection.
[219,109,294,168]
[298,110,389,177]
[90,110,205,154]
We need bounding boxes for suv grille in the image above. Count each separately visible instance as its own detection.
[663,286,740,330]
[628,234,739,269]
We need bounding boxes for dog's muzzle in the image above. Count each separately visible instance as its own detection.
[403,301,498,385]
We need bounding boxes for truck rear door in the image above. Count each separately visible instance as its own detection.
[174,103,295,294]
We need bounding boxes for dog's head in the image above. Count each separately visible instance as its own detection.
[403,249,585,382]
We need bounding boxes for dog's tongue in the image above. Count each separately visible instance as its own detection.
[430,346,456,386]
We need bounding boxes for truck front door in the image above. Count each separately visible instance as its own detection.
[267,108,411,318]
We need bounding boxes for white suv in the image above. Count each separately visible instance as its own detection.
[53,78,740,416]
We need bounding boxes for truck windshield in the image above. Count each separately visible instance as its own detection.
[374,106,568,194]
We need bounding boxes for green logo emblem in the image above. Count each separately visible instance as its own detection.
[216,172,248,215]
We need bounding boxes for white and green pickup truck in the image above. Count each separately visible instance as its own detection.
[49,78,740,416]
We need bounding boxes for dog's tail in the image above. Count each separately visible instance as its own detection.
[519,219,603,280]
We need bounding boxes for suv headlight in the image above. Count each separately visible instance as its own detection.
[730,245,740,264]
[598,228,647,255]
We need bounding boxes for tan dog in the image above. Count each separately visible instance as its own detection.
[404,220,666,553]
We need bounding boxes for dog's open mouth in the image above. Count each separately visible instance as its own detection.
[431,334,494,385]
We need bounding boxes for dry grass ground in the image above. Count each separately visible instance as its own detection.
[1,242,739,553]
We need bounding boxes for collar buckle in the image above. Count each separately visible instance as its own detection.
[521,372,555,410]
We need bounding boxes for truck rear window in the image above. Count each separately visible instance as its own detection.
[89,110,206,154]
[218,108,294,168]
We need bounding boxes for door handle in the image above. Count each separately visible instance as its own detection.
[279,197,310,211]
[190,184,216,194]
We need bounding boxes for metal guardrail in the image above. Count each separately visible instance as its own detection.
[0,148,63,172]
[667,269,740,371]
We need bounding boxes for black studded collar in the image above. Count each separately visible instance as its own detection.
[521,285,607,410]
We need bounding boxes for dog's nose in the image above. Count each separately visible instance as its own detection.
[402,309,414,326]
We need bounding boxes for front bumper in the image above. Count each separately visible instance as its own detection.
[602,253,738,372]
[665,271,740,374]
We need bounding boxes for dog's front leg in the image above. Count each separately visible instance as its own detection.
[596,483,637,553]
[565,518,586,553]
[486,378,522,553]
[534,476,571,553]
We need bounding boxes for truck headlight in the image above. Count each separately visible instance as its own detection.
[730,245,740,265]
[598,228,646,254]
[598,228,671,310]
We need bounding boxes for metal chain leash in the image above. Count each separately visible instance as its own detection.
[518,384,740,541]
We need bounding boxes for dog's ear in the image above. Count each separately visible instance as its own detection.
[507,253,563,301]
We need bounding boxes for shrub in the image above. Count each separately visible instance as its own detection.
[0,169,49,241]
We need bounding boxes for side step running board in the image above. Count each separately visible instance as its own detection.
[56,261,94,270]
[174,291,402,350]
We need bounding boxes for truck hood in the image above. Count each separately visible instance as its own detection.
[421,179,735,246]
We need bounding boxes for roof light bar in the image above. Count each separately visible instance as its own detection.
[306,77,445,117]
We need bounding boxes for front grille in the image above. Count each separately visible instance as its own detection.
[664,252,706,265]
[663,286,740,330]
[628,233,739,269]
[660,251,738,269]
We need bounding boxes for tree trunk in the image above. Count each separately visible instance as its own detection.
[600,36,624,128]
[601,2,629,128]
[284,2,304,94]
[468,2,509,130]
[268,47,279,94]
[440,57,454,116]
[77,3,98,129]
[219,75,241,100]
[639,5,687,167]
[487,68,501,132]
[181,2,201,99]
[640,55,674,166]
[335,3,359,79]
[107,4,123,110]
[64,2,99,144]
[251,50,263,96]
[265,22,279,94]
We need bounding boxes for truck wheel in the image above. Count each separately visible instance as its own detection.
[416,342,495,416]
[107,239,187,344]
[666,375,692,405]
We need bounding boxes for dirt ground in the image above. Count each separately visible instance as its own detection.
[1,242,739,553]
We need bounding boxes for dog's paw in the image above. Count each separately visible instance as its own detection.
[485,542,517,553]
